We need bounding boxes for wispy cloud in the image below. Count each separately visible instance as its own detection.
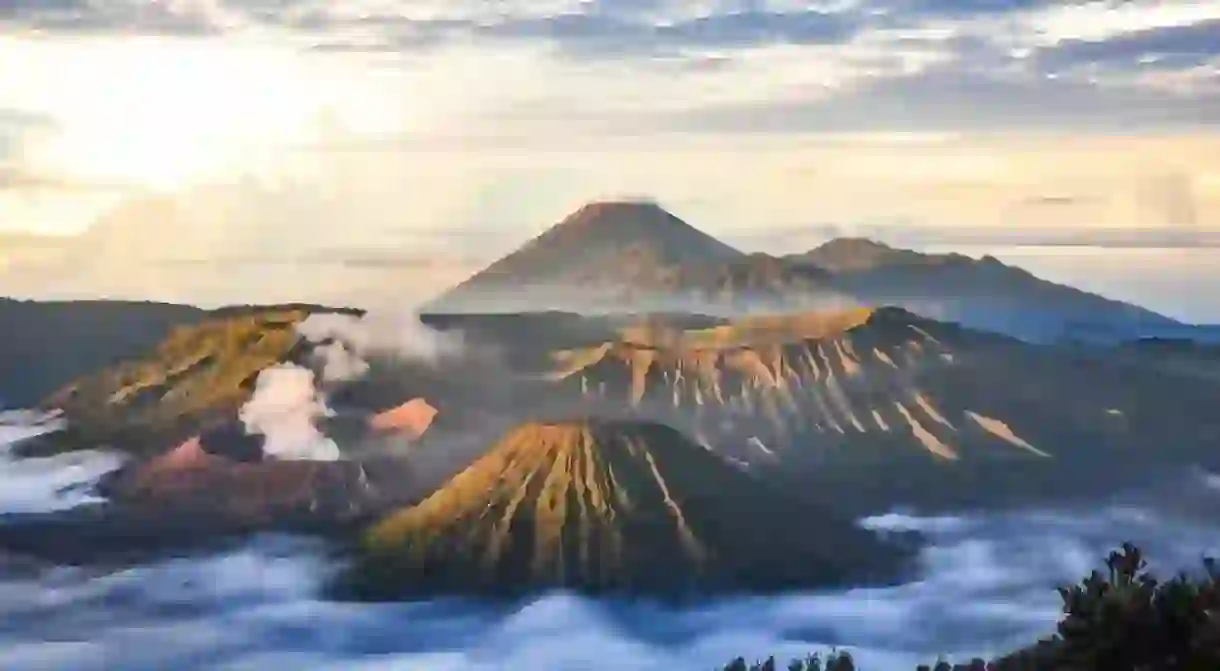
[1032,18,1220,72]
[3,1,1218,133]
[2,0,1219,246]
[1,0,241,35]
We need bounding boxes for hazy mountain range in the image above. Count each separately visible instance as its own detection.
[2,198,1205,351]
[3,199,1220,597]
[0,298,208,408]
[425,200,1182,342]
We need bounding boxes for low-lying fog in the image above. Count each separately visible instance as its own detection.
[3,423,1219,671]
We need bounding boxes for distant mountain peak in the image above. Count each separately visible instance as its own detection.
[796,237,920,272]
[425,200,744,312]
[526,199,738,252]
[568,198,668,219]
[791,237,1178,339]
[814,237,895,252]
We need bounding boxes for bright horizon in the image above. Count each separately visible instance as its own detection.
[3,1,1220,235]
[2,0,1220,319]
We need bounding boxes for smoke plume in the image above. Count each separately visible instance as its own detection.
[234,311,465,461]
[296,311,464,385]
[238,364,341,461]
[310,340,371,384]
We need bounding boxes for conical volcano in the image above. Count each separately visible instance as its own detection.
[349,419,911,599]
[425,200,746,312]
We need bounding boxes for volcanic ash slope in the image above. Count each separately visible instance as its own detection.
[545,306,1220,512]
[346,419,913,600]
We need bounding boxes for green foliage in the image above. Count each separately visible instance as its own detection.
[721,650,856,671]
[995,543,1220,671]
[722,544,1220,671]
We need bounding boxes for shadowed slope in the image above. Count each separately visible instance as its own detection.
[1113,337,1220,381]
[349,419,911,600]
[547,307,1220,513]
[0,299,206,408]
[549,307,988,460]
[0,419,430,568]
[99,430,405,524]
[657,253,852,310]
[794,238,1178,342]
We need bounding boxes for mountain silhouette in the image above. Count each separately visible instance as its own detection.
[426,200,747,312]
[0,299,206,408]
[793,237,926,273]
[424,199,1177,340]
[348,418,911,599]
[793,239,1179,342]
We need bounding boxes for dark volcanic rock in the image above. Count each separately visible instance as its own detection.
[198,421,265,462]
[0,439,431,568]
[98,435,420,523]
[0,406,476,569]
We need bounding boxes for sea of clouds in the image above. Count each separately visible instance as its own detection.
[3,422,1220,671]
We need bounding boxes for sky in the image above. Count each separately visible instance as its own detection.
[1,0,1220,315]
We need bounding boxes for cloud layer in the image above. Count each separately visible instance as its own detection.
[3,0,1219,137]
[3,463,1220,670]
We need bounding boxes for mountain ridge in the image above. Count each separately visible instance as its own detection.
[542,305,1220,514]
[0,299,209,408]
[6,302,1220,581]
[800,239,1178,341]
[424,199,1178,341]
[791,237,927,272]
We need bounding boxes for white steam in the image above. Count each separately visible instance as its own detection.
[296,311,464,384]
[310,340,371,384]
[234,311,463,462]
[238,364,340,461]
